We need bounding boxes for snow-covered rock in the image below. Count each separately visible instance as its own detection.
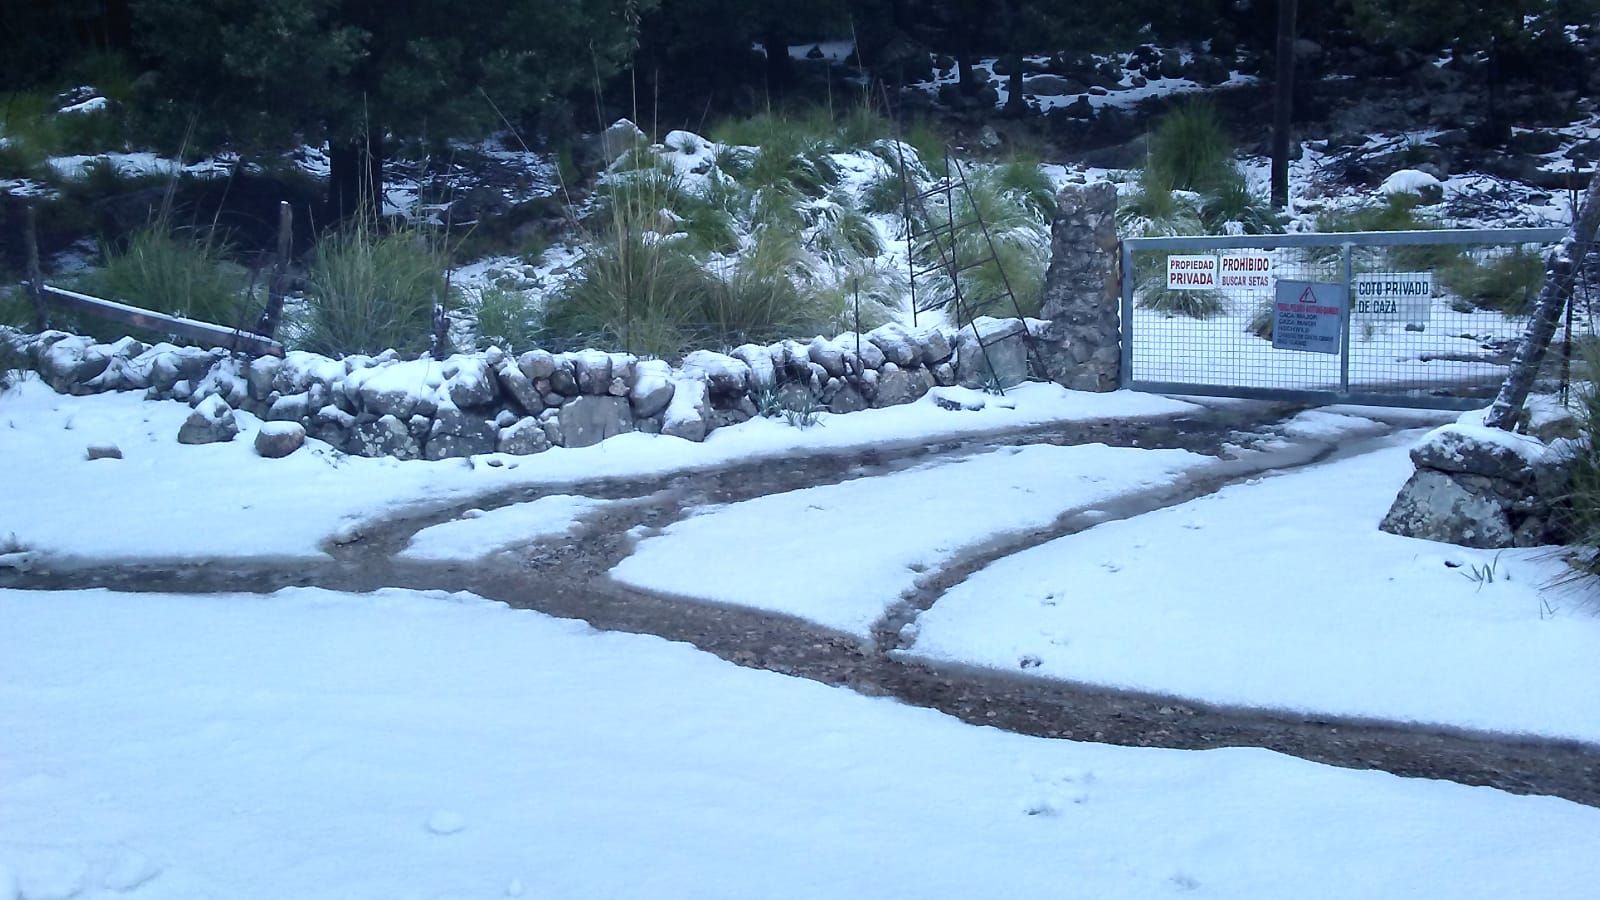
[662,377,712,442]
[177,395,238,444]
[629,359,676,418]
[1381,168,1444,203]
[254,422,306,459]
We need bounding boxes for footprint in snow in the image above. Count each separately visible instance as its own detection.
[426,811,467,835]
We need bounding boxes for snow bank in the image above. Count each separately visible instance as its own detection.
[905,434,1600,742]
[2,585,1596,898]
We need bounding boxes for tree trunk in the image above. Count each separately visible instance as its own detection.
[762,29,793,97]
[327,131,384,223]
[1000,0,1026,115]
[1270,0,1297,210]
[1483,172,1600,430]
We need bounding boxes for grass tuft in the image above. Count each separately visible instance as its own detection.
[298,218,449,357]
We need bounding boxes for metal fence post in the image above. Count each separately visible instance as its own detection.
[1119,240,1134,389]
[1339,241,1353,394]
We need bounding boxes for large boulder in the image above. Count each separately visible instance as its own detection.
[954,317,1030,389]
[1409,425,1543,486]
[347,415,421,460]
[425,404,498,460]
[1380,469,1514,549]
[866,323,922,368]
[662,377,712,442]
[556,395,633,449]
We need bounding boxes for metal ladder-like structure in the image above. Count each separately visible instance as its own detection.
[892,139,1049,394]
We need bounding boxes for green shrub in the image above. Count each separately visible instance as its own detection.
[544,229,710,358]
[1146,101,1236,196]
[83,222,245,328]
[299,219,449,356]
[1441,249,1545,315]
[701,227,837,345]
[1555,349,1600,578]
[1138,283,1227,318]
[918,166,1050,323]
[470,285,541,351]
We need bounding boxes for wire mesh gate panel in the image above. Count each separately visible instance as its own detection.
[1119,228,1573,410]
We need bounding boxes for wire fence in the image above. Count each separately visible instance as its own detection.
[1120,228,1597,409]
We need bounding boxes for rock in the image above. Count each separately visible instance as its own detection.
[569,349,613,395]
[1158,48,1184,79]
[37,335,111,390]
[731,344,777,389]
[267,391,310,422]
[1410,425,1544,486]
[549,359,579,396]
[255,422,307,458]
[348,415,421,460]
[954,317,1030,389]
[826,383,868,414]
[86,443,122,460]
[629,359,676,418]
[309,404,354,448]
[497,417,550,455]
[443,355,497,408]
[1380,469,1514,548]
[494,356,544,413]
[873,364,934,407]
[177,395,239,445]
[681,350,752,399]
[517,349,558,381]
[662,378,712,442]
[835,333,885,370]
[1022,74,1085,96]
[556,395,633,449]
[867,323,921,368]
[914,327,953,365]
[1380,168,1445,204]
[243,356,283,401]
[600,118,647,165]
[425,404,498,460]
[807,337,849,378]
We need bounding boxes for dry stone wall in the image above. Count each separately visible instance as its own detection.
[0,316,1044,460]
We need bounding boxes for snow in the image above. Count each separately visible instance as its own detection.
[57,95,107,115]
[3,584,1597,899]
[613,442,1216,637]
[1381,168,1444,197]
[400,495,607,562]
[1418,420,1551,467]
[905,433,1600,743]
[0,378,1198,563]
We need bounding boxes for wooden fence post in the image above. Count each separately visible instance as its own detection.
[256,201,293,337]
[23,205,49,332]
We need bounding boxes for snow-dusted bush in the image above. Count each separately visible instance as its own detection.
[299,217,449,357]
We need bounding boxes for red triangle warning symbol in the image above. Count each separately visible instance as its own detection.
[1297,285,1317,305]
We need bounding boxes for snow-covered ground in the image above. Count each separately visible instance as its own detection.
[905,432,1600,743]
[613,441,1215,637]
[4,585,1598,900]
[0,378,1197,564]
[399,495,608,562]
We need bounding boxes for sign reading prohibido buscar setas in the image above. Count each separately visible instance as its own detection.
[1272,280,1345,354]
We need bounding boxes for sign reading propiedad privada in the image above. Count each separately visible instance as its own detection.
[1352,272,1432,328]
[1272,280,1345,354]
[1166,255,1218,290]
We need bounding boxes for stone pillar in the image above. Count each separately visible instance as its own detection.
[1038,182,1121,392]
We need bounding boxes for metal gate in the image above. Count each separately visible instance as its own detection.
[1119,228,1575,409]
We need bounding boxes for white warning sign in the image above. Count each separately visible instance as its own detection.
[1218,252,1273,289]
[1166,255,1218,290]
[1352,272,1432,328]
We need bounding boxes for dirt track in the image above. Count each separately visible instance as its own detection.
[6,401,1597,807]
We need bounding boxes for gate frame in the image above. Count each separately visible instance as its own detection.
[1118,227,1568,410]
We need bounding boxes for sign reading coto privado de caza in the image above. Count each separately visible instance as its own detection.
[1352,272,1432,329]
